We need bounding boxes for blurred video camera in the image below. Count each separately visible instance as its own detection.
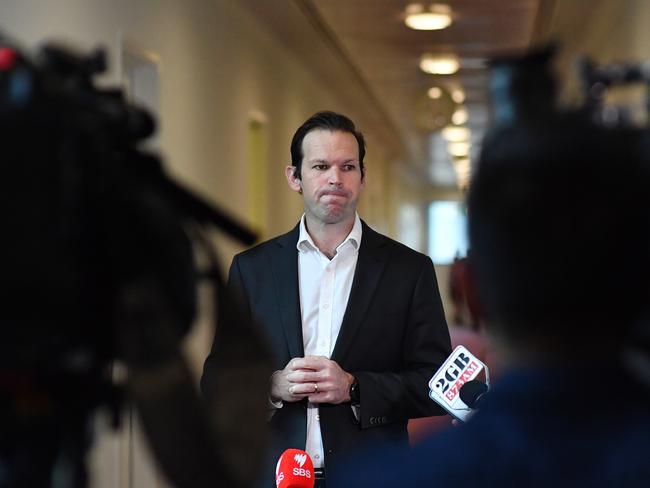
[474,44,650,391]
[0,35,268,487]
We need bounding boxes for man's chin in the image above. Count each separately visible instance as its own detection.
[307,204,355,225]
[320,210,348,225]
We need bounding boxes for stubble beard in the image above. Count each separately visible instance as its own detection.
[305,199,354,226]
[318,198,357,225]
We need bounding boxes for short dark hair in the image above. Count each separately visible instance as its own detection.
[290,111,366,178]
[468,121,650,350]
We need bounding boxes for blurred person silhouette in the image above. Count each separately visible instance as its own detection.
[331,46,650,487]
[0,37,271,487]
[201,111,451,487]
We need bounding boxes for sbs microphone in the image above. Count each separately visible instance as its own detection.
[275,449,315,488]
[459,379,489,409]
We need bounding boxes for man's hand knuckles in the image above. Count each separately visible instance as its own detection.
[287,372,301,382]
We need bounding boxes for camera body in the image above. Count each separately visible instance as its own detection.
[0,36,264,488]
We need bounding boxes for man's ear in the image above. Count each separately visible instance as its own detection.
[285,165,302,194]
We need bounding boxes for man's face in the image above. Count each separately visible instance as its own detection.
[286,129,365,226]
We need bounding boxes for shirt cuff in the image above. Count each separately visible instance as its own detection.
[268,397,283,409]
[268,370,284,410]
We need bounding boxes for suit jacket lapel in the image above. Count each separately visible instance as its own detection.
[270,224,305,359]
[331,221,388,363]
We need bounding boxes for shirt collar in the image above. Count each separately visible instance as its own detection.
[297,213,363,254]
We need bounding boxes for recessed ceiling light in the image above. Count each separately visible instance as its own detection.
[448,141,470,157]
[420,54,459,75]
[427,86,443,99]
[451,88,465,103]
[452,106,469,125]
[442,126,470,142]
[405,3,452,31]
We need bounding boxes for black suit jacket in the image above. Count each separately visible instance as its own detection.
[203,220,450,485]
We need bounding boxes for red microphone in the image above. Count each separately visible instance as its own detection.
[275,448,315,488]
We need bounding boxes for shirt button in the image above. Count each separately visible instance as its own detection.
[323,303,330,310]
[314,454,320,460]
[315,414,320,421]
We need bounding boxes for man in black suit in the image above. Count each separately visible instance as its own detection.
[202,111,450,486]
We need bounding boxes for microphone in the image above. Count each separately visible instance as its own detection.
[459,379,489,409]
[275,449,315,488]
[428,345,490,421]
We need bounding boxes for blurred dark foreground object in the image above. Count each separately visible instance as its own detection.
[0,35,271,487]
[478,45,650,372]
[331,44,650,487]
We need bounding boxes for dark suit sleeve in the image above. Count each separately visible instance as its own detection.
[222,255,251,328]
[354,256,451,428]
[199,255,274,484]
[200,255,252,383]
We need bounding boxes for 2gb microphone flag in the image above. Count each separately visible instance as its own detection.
[428,345,490,422]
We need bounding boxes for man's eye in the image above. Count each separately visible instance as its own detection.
[343,165,357,171]
[314,165,328,170]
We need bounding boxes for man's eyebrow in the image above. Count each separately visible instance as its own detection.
[307,158,359,164]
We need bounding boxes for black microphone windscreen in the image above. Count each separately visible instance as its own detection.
[459,379,488,409]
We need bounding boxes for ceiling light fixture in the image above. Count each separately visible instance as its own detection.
[427,86,443,99]
[420,54,459,75]
[452,106,469,125]
[404,3,452,31]
[442,126,470,142]
[448,141,470,157]
[451,88,465,103]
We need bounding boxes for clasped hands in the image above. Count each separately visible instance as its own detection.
[270,355,354,404]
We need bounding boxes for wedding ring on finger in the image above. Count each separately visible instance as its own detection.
[314,383,319,393]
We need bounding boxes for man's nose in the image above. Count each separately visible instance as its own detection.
[328,167,342,185]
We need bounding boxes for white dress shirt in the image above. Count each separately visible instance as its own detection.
[297,213,362,468]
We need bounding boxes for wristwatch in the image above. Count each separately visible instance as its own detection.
[349,377,360,405]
